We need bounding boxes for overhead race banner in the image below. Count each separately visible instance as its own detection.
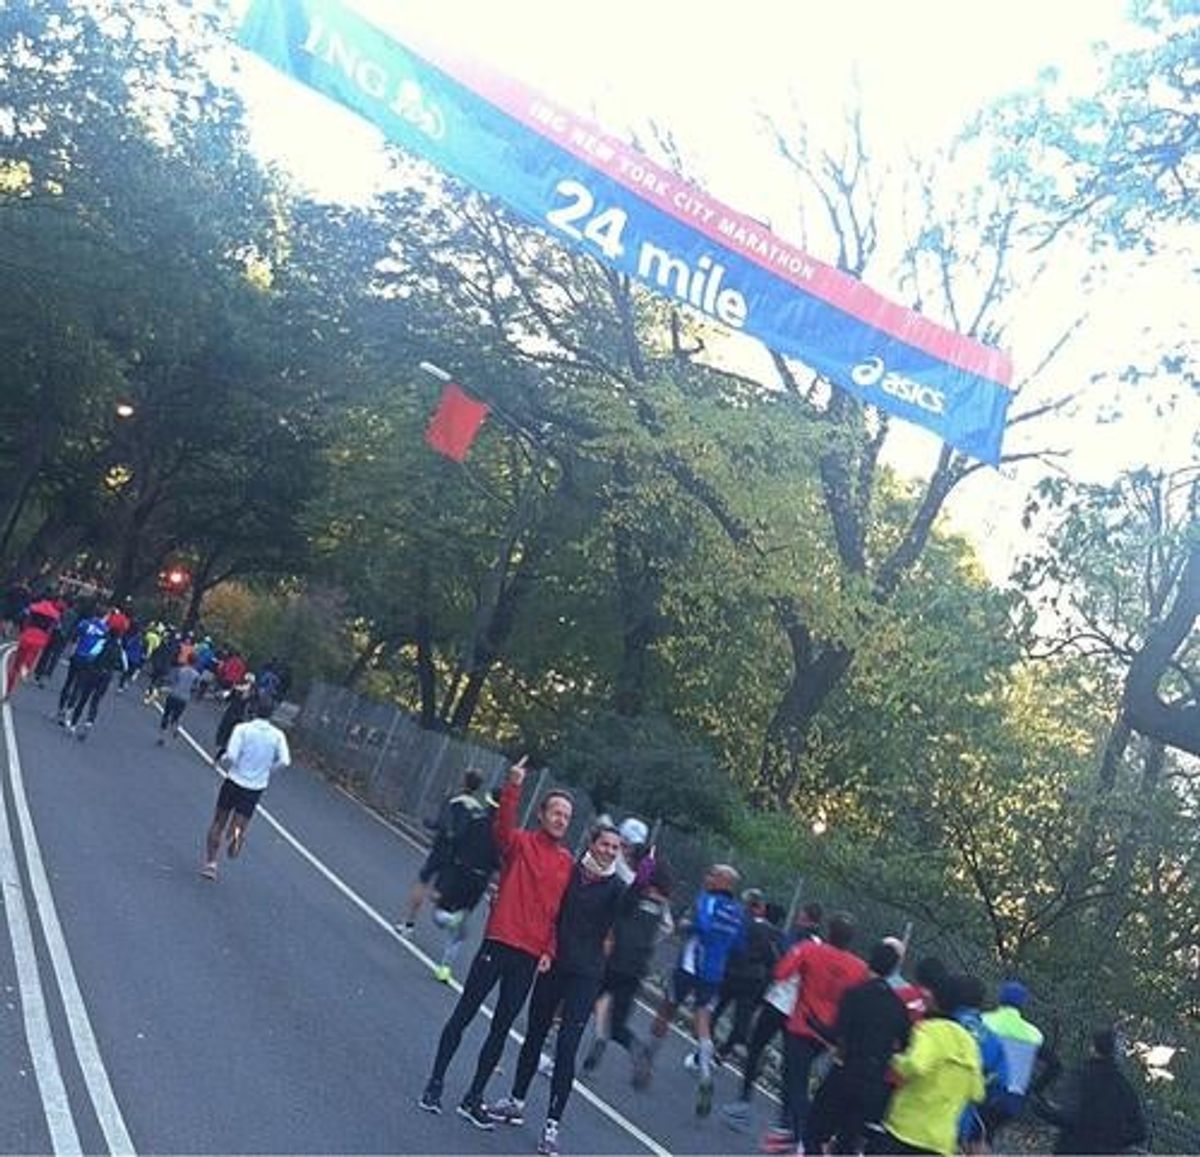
[239,0,1014,463]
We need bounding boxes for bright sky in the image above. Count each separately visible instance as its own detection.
[229,0,1196,578]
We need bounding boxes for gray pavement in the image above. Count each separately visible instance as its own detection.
[0,674,781,1154]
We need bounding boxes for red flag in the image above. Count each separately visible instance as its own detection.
[424,382,490,462]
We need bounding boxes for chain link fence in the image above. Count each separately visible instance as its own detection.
[294,681,1199,1152]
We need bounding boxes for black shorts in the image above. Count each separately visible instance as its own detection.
[418,848,447,884]
[670,968,720,1010]
[216,778,264,819]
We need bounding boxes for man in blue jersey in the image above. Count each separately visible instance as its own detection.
[635,863,746,1117]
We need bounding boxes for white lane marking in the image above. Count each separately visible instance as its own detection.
[0,646,82,1154]
[172,723,671,1157]
[3,690,136,1153]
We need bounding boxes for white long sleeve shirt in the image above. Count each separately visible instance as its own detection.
[224,718,291,791]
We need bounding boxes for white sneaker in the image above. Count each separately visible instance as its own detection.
[537,1118,560,1156]
[487,1095,524,1126]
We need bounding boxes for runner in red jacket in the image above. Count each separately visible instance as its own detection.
[420,757,575,1130]
[764,912,869,1153]
[5,596,61,697]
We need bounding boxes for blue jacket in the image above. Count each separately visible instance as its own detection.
[678,890,746,984]
[73,617,109,662]
[956,1007,1009,1142]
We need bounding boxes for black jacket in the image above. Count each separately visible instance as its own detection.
[1049,1057,1147,1154]
[436,805,500,913]
[834,976,911,1117]
[724,915,784,989]
[609,886,671,978]
[554,865,625,978]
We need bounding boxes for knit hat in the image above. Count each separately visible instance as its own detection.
[998,980,1029,1008]
[618,817,649,846]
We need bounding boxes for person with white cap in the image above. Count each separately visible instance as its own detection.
[615,816,650,883]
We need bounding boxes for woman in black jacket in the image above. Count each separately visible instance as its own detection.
[1040,1027,1147,1155]
[486,820,626,1156]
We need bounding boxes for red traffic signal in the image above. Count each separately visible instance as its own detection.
[159,566,191,594]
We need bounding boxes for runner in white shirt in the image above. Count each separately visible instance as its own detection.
[201,698,290,880]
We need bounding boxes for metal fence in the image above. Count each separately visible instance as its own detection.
[293,680,1200,1152]
[296,681,598,847]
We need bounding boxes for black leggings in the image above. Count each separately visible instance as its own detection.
[34,636,67,681]
[605,970,642,1050]
[58,657,87,712]
[783,1033,826,1139]
[160,695,188,730]
[741,1002,787,1100]
[512,966,600,1122]
[70,668,113,726]
[716,979,763,1055]
[429,940,537,1102]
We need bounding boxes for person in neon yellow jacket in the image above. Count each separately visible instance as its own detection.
[879,975,985,1156]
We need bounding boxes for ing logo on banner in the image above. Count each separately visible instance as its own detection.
[301,12,445,141]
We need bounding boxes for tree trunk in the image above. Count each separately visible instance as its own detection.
[0,430,49,564]
[448,531,546,731]
[611,455,658,717]
[1100,738,1166,929]
[1125,541,1200,757]
[443,453,550,731]
[415,611,437,728]
[756,603,853,805]
[180,553,220,633]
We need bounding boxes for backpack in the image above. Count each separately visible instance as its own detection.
[75,621,109,662]
[435,807,500,914]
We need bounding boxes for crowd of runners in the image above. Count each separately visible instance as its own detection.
[2,582,1151,1157]
[1,582,292,882]
[403,763,1150,1156]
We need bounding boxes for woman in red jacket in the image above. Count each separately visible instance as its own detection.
[420,757,575,1129]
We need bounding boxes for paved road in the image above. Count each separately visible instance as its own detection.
[0,669,781,1154]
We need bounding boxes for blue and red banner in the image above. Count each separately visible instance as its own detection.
[239,0,1013,463]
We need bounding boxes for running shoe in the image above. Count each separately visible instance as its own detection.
[456,1098,494,1131]
[696,1075,714,1118]
[75,722,92,742]
[200,862,218,881]
[487,1096,525,1126]
[432,964,452,984]
[760,1126,798,1154]
[721,1099,752,1132]
[417,1084,442,1114]
[537,1118,560,1156]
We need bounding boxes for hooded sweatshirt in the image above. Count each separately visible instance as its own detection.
[483,781,573,960]
[886,1017,985,1156]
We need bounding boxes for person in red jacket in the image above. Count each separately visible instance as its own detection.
[4,595,61,697]
[763,912,869,1154]
[419,756,575,1129]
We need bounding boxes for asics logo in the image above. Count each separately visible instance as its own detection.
[850,357,946,416]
